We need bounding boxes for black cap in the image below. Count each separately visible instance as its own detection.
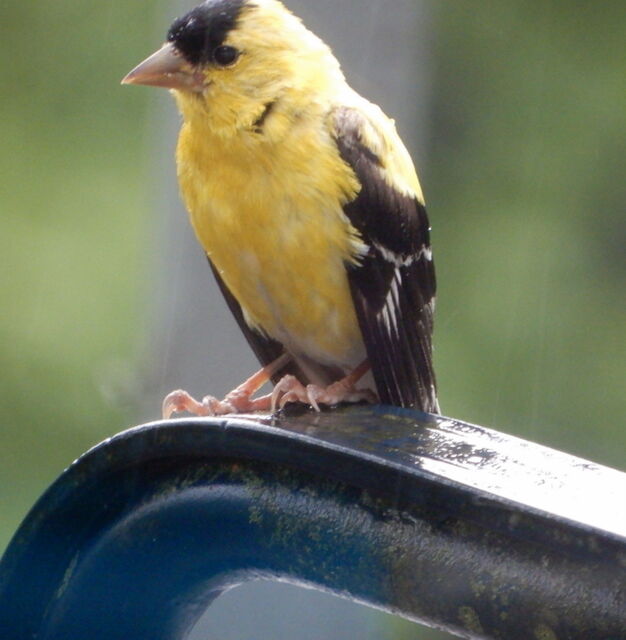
[167,0,248,65]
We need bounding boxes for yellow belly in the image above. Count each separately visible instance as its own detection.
[176,118,366,367]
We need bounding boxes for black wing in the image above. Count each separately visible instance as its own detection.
[333,106,439,413]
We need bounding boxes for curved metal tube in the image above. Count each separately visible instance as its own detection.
[0,406,624,639]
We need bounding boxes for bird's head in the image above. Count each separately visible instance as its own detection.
[122,0,343,134]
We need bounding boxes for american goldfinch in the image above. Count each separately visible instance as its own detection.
[123,0,439,416]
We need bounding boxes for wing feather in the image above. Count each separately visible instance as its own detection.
[333,106,439,413]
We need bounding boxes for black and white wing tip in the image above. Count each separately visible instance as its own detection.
[333,106,440,414]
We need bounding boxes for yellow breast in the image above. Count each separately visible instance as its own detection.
[176,112,366,367]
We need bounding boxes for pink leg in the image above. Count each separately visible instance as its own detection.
[271,360,377,412]
[162,353,289,419]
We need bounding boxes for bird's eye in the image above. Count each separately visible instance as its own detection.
[213,46,239,66]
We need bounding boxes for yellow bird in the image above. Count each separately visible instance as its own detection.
[123,0,439,417]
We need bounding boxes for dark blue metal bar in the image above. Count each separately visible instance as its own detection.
[1,406,624,639]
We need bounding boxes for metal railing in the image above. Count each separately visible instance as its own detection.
[1,406,624,639]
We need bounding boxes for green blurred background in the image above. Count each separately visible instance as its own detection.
[1,0,624,636]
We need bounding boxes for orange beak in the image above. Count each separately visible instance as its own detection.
[122,43,205,91]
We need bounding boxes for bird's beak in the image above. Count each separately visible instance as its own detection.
[121,42,205,91]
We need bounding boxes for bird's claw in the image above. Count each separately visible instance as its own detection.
[162,387,274,419]
[271,374,376,413]
[162,389,234,419]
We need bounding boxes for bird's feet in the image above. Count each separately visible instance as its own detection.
[162,387,272,419]
[162,357,376,418]
[271,362,377,412]
[162,353,290,419]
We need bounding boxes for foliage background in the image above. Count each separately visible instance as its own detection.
[1,1,624,638]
